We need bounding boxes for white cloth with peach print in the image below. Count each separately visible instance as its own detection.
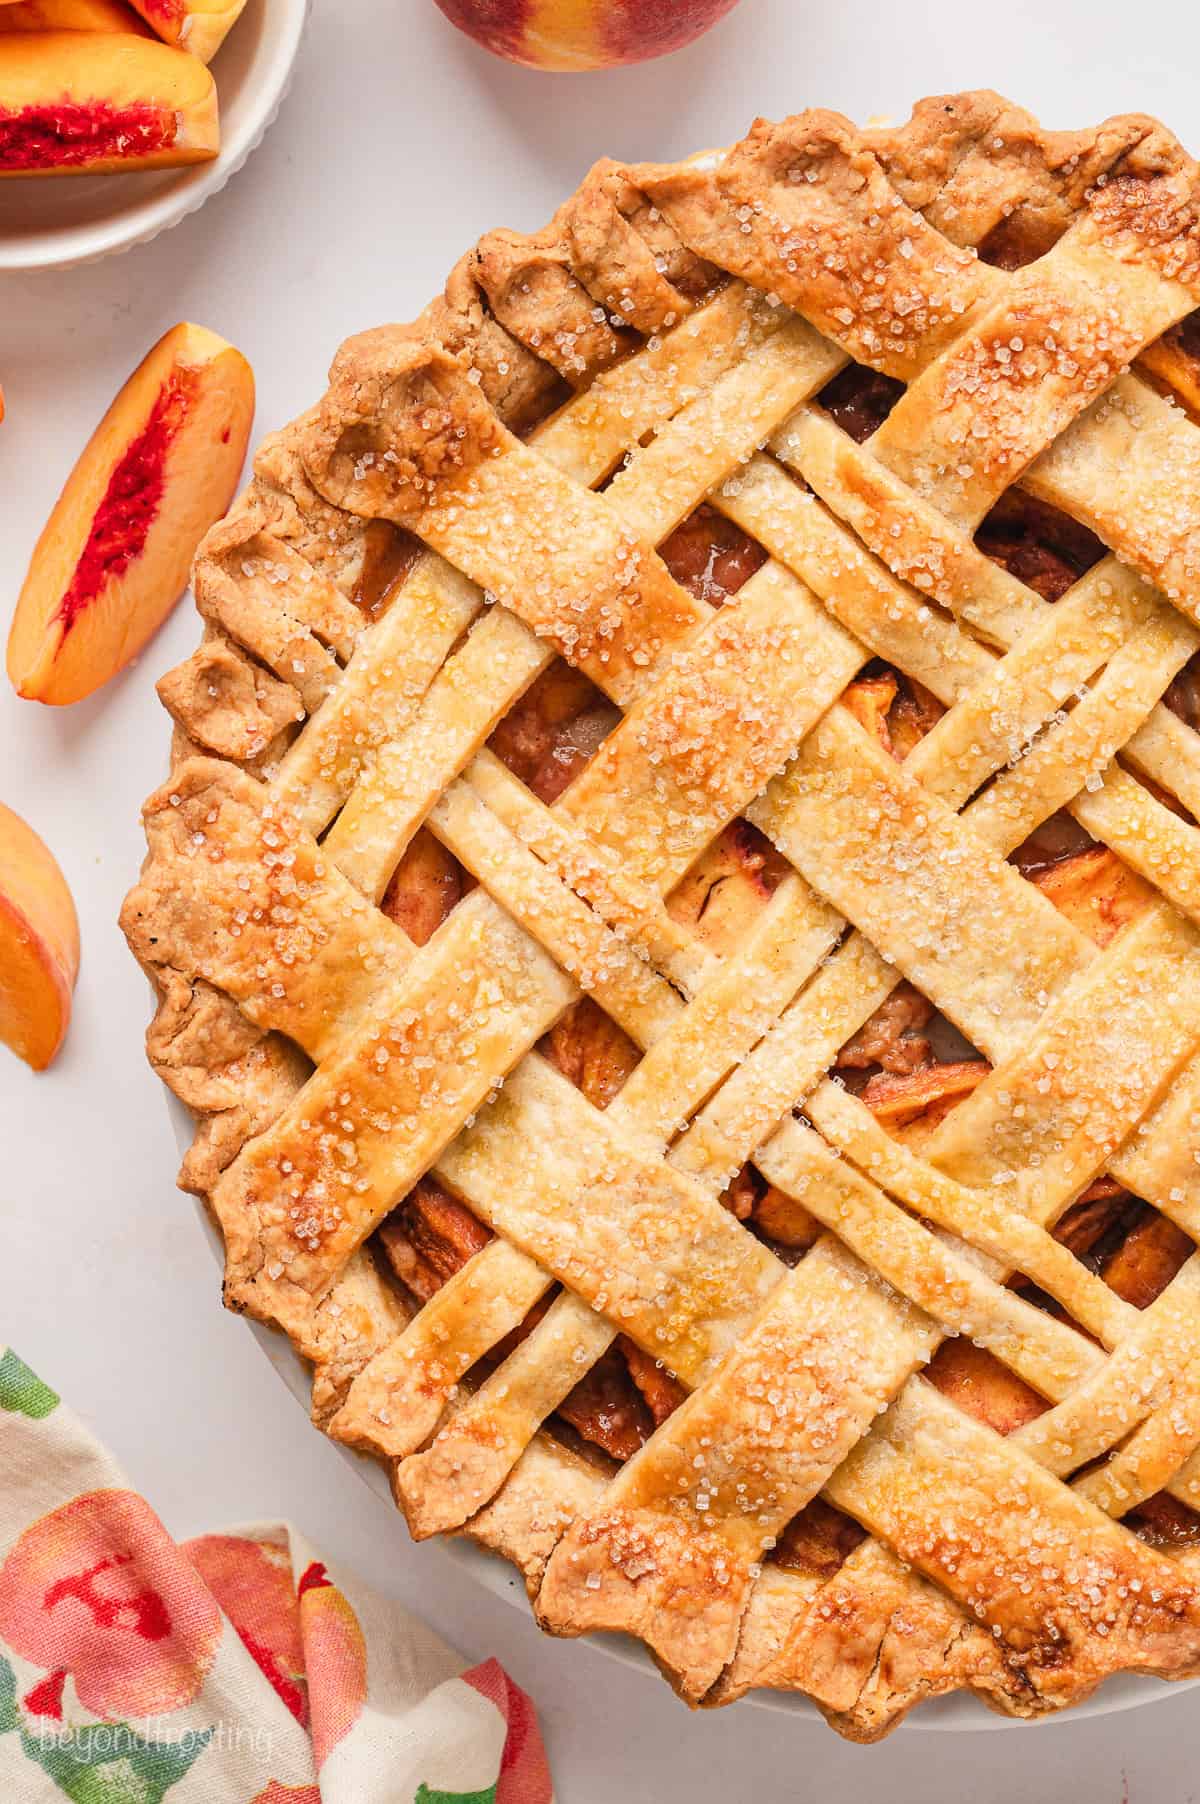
[0,1345,554,1804]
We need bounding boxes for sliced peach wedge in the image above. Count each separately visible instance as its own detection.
[0,801,79,1070]
[0,32,217,175]
[0,0,151,33]
[127,0,247,64]
[8,323,254,706]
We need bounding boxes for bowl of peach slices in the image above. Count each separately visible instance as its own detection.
[0,0,307,269]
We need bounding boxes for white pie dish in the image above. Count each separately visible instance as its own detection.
[0,0,308,271]
[164,1086,1194,1732]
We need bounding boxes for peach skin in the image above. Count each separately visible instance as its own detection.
[0,801,79,1070]
[432,0,742,70]
[126,0,249,64]
[0,32,218,173]
[0,0,151,32]
[7,323,254,706]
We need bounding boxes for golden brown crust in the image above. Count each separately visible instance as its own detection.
[302,328,505,522]
[122,93,1200,1739]
[156,631,305,762]
[637,111,994,382]
[423,251,565,434]
[473,225,631,382]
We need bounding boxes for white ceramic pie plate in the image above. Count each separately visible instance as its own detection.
[164,1094,1200,1733]
[0,0,308,271]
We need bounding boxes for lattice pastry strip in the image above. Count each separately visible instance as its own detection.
[273,553,482,840]
[272,278,775,831]
[330,825,848,1480]
[464,748,711,995]
[1014,1260,1200,1484]
[283,229,1198,1111]
[135,313,862,1327]
[750,938,1200,1695]
[865,221,1198,531]
[803,1084,1138,1346]
[740,1194,1200,1710]
[170,541,1032,1428]
[1027,373,1200,619]
[822,1379,1200,1716]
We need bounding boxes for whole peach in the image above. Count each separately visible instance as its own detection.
[432,0,742,70]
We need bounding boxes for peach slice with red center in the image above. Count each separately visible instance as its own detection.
[126,0,247,63]
[8,322,254,705]
[0,32,217,174]
[433,0,743,70]
[0,0,151,33]
[0,801,79,1070]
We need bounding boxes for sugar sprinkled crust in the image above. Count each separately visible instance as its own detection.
[122,93,1200,1737]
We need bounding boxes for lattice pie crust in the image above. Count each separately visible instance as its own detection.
[123,93,1200,1737]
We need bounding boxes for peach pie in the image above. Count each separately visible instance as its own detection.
[123,94,1200,1736]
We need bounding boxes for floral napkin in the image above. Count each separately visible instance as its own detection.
[0,1346,554,1803]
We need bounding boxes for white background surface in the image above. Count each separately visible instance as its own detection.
[4,1,1200,1796]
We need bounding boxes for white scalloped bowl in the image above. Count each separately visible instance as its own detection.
[0,0,307,271]
[164,1089,1198,1732]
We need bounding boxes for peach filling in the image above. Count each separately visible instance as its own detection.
[351,521,421,619]
[0,98,175,169]
[977,489,1104,604]
[57,370,196,633]
[817,360,903,442]
[656,500,767,604]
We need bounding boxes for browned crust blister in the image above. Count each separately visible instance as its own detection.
[120,93,1200,1738]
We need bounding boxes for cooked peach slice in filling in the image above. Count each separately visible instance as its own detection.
[0,33,217,175]
[0,801,79,1071]
[125,0,247,64]
[666,819,791,957]
[1027,843,1156,948]
[0,0,150,33]
[7,322,253,705]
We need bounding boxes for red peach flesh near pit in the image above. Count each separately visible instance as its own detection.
[56,370,197,632]
[0,97,174,169]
